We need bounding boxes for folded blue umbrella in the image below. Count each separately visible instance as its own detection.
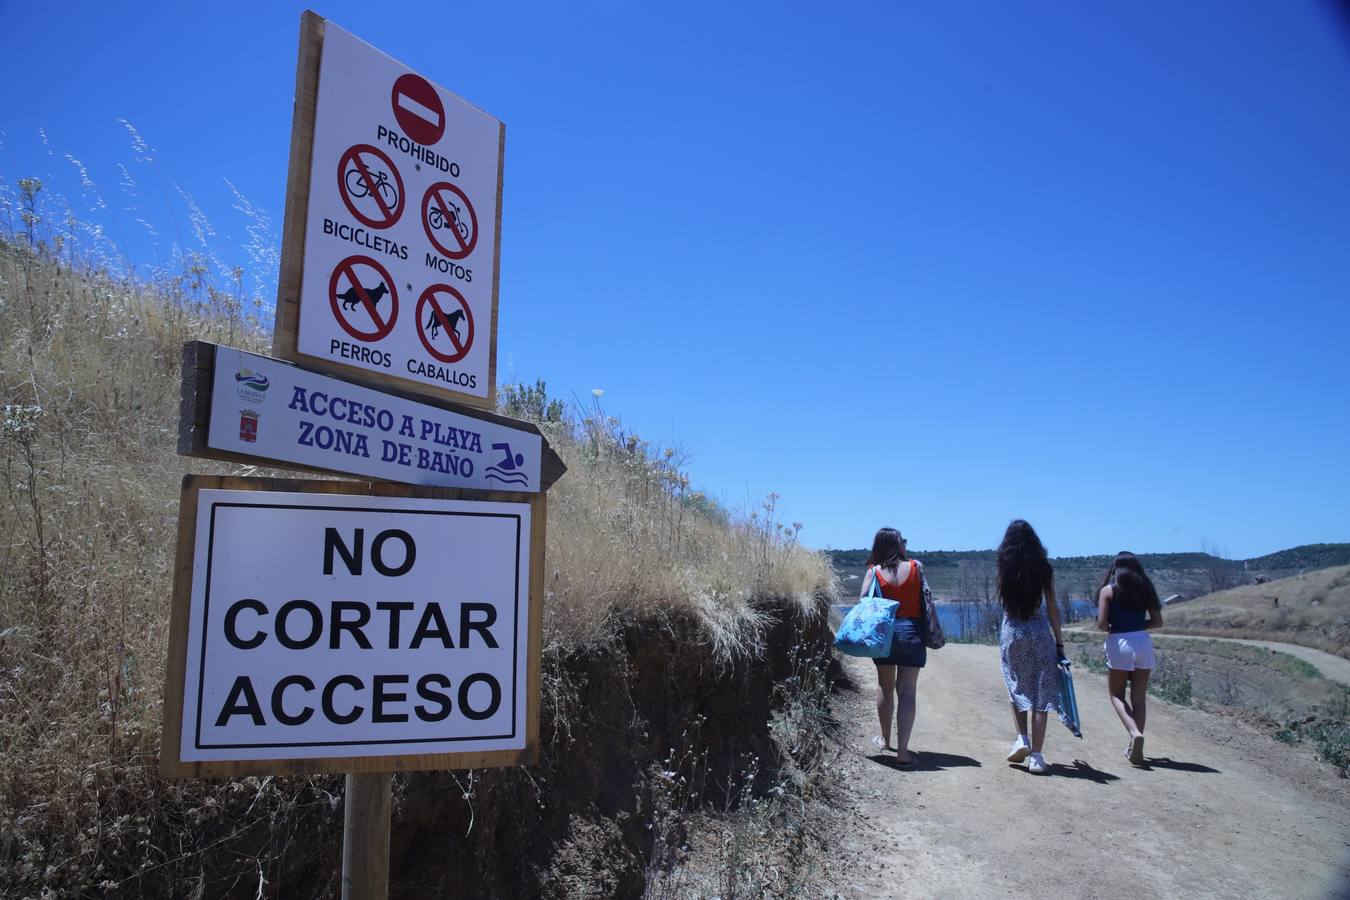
[1056,660,1083,738]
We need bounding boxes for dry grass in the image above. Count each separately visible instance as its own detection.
[1162,566,1350,660]
[0,219,832,894]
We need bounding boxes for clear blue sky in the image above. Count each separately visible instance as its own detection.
[4,1,1349,558]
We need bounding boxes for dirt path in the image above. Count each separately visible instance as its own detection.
[1063,624,1350,686]
[818,645,1350,899]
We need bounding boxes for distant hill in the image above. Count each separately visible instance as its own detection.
[1163,565,1350,660]
[827,543,1350,602]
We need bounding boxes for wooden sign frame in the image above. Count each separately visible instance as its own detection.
[271,10,505,411]
[161,474,545,779]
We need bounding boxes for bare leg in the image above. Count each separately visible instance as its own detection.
[1130,669,1151,733]
[875,665,896,747]
[1108,668,1143,738]
[1030,710,1048,753]
[895,666,921,763]
[1009,703,1029,737]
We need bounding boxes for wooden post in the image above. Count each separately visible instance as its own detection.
[342,772,392,900]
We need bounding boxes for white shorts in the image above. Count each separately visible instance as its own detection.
[1104,631,1155,671]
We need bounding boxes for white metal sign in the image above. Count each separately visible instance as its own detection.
[211,346,542,491]
[177,489,531,762]
[297,20,502,402]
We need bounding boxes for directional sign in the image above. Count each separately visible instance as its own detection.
[276,15,504,409]
[194,345,549,492]
[161,477,544,777]
[329,255,398,342]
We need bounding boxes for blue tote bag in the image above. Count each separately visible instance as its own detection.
[834,569,900,658]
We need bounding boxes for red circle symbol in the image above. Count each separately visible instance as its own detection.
[337,144,405,229]
[415,284,475,364]
[392,73,445,146]
[421,182,478,260]
[329,255,398,342]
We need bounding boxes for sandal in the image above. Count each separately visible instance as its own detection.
[872,735,889,751]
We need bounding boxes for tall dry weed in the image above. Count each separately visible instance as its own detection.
[0,218,832,893]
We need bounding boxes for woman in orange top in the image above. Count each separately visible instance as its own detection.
[859,526,928,766]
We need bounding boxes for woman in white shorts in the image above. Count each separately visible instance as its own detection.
[1096,552,1163,765]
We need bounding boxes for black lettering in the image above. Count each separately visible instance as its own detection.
[410,603,454,649]
[271,675,315,725]
[458,673,501,721]
[322,674,364,724]
[298,419,314,446]
[372,674,409,723]
[214,675,265,726]
[275,599,322,649]
[331,601,373,649]
[325,527,363,575]
[376,601,415,648]
[371,529,416,576]
[415,673,453,722]
[460,602,499,649]
[224,598,267,649]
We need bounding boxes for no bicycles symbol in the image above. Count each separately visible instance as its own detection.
[421,182,478,260]
[329,255,399,342]
[338,144,405,229]
[415,284,475,364]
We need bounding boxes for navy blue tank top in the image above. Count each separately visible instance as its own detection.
[1108,586,1149,633]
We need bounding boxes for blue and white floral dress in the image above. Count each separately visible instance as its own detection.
[999,609,1059,712]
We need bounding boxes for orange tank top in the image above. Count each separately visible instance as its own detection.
[873,563,922,618]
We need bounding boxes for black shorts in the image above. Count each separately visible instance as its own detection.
[873,617,927,668]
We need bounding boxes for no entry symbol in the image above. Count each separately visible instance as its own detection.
[415,284,475,364]
[338,144,405,229]
[421,182,478,260]
[329,255,399,342]
[392,73,445,147]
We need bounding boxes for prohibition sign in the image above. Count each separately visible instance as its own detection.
[391,73,446,147]
[422,182,478,260]
[338,144,405,229]
[328,254,399,342]
[415,284,475,364]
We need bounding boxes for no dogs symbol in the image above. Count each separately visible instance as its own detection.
[421,182,478,260]
[329,255,399,342]
[415,284,475,364]
[338,144,405,229]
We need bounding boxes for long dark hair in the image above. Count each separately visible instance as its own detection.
[996,520,1053,620]
[1099,551,1160,612]
[865,527,907,569]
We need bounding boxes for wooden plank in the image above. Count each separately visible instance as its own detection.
[159,475,546,779]
[178,341,567,489]
[271,10,324,365]
[342,773,391,900]
[524,490,545,764]
[159,476,200,778]
[485,120,506,411]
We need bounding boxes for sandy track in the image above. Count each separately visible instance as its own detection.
[822,645,1350,899]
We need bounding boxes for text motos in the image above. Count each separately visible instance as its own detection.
[177,488,532,762]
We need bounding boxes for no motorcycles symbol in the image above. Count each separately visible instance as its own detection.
[415,284,475,364]
[391,73,445,147]
[329,255,399,342]
[421,182,478,260]
[338,144,405,229]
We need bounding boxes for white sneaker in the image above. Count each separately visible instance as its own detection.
[1028,752,1048,775]
[1007,736,1031,763]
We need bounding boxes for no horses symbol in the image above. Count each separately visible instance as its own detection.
[329,255,399,342]
[415,284,474,364]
